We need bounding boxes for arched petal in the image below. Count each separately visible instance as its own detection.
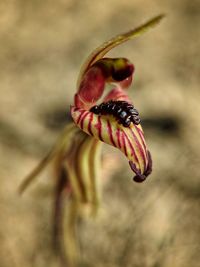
[77,14,165,87]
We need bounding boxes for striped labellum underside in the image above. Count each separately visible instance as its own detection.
[71,105,152,182]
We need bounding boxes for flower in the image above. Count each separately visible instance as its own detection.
[19,14,164,267]
[71,56,152,183]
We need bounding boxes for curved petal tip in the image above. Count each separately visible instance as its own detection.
[129,150,152,183]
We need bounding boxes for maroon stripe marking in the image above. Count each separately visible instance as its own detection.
[107,120,116,147]
[80,111,89,129]
[116,128,121,148]
[97,115,103,141]
[123,130,140,166]
[135,126,147,149]
[129,127,146,168]
[77,109,85,125]
[88,112,94,136]
[135,126,148,168]
[121,131,128,156]
[135,125,148,153]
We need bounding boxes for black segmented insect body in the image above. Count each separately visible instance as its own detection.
[90,100,141,127]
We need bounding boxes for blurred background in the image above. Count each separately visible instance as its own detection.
[0,0,200,266]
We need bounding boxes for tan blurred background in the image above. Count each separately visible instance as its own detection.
[0,0,200,267]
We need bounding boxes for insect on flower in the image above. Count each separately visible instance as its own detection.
[90,100,141,127]
[19,14,164,267]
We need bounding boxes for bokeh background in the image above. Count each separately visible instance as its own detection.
[0,0,200,266]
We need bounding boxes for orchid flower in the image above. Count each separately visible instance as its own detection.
[19,14,164,267]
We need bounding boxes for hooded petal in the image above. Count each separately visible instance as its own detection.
[77,14,165,88]
[71,106,151,180]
